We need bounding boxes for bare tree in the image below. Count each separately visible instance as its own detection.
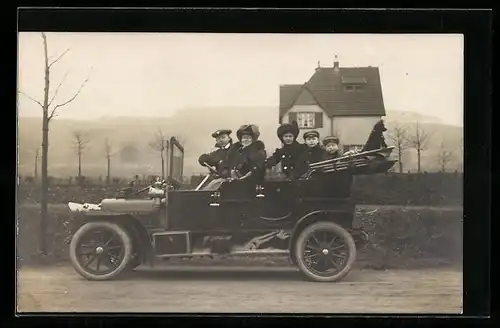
[29,147,40,180]
[436,141,456,172]
[149,129,168,178]
[408,121,430,173]
[17,32,91,254]
[104,137,115,185]
[72,130,90,182]
[387,123,410,173]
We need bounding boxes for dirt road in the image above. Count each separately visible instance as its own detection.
[17,264,462,313]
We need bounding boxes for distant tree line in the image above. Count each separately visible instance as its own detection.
[387,120,462,174]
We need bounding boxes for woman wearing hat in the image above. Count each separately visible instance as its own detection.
[265,120,305,179]
[322,135,342,160]
[220,124,267,183]
[295,130,327,178]
[198,129,233,174]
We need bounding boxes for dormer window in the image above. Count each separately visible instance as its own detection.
[344,84,365,92]
[342,76,367,92]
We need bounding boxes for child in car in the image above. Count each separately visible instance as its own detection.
[295,130,326,178]
[322,136,342,160]
[265,120,305,179]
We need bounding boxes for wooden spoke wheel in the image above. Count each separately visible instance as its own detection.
[294,221,356,282]
[69,222,133,281]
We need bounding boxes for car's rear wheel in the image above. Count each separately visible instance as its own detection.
[294,221,356,282]
[69,221,133,281]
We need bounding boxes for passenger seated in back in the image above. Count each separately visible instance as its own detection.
[295,130,326,178]
[265,120,305,179]
[322,136,342,160]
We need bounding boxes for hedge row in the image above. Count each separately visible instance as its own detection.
[17,204,462,270]
[17,172,463,206]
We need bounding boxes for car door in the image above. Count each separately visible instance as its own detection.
[257,180,298,222]
[216,180,257,230]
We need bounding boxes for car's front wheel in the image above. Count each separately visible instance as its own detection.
[69,221,133,281]
[294,221,356,282]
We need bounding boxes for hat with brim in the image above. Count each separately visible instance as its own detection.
[303,130,320,140]
[323,136,339,146]
[237,124,260,140]
[211,129,232,138]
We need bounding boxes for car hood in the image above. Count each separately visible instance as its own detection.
[68,198,163,214]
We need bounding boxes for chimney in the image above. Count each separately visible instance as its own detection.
[315,60,321,71]
[333,54,339,71]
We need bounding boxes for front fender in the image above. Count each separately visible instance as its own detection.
[66,205,154,266]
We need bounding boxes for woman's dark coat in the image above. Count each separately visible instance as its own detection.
[220,140,266,183]
[265,141,306,179]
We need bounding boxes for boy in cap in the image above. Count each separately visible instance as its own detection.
[198,129,233,174]
[322,136,342,160]
[295,130,326,178]
[265,120,305,179]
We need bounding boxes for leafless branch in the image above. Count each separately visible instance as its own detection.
[387,123,411,172]
[48,71,69,107]
[149,129,167,152]
[408,121,430,152]
[72,130,90,155]
[436,141,456,172]
[388,124,410,150]
[18,90,43,108]
[48,48,70,69]
[104,137,116,158]
[48,75,90,121]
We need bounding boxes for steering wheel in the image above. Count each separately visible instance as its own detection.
[202,162,221,178]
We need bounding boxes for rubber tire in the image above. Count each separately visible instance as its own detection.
[69,221,133,281]
[294,221,356,283]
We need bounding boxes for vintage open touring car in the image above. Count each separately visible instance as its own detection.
[67,133,396,283]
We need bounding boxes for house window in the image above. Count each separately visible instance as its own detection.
[344,84,365,92]
[297,112,315,128]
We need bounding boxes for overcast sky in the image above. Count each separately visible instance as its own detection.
[17,33,463,126]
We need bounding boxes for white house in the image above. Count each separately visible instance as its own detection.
[279,59,386,152]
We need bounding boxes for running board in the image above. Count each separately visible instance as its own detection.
[155,249,289,259]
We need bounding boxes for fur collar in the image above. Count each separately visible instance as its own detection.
[282,140,303,150]
[234,140,265,150]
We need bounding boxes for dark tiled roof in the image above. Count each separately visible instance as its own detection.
[279,66,386,120]
[279,84,303,111]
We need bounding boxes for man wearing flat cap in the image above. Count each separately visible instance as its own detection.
[295,130,326,177]
[323,135,342,160]
[198,129,233,174]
